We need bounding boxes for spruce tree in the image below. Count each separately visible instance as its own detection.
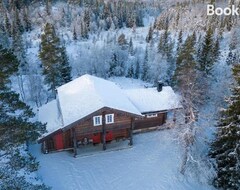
[0,46,48,189]
[177,30,183,52]
[198,27,217,75]
[128,37,134,56]
[213,37,220,61]
[73,26,77,41]
[12,29,28,74]
[39,23,71,95]
[23,6,31,32]
[126,64,134,78]
[158,27,173,61]
[59,45,72,84]
[210,63,240,190]
[141,46,149,81]
[174,34,202,174]
[4,13,11,37]
[83,9,90,32]
[134,59,140,79]
[146,25,153,43]
[0,46,46,149]
[108,52,117,77]
[14,6,24,34]
[80,21,88,39]
[175,34,197,90]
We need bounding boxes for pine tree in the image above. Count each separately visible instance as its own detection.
[23,6,31,32]
[39,23,71,95]
[146,25,153,43]
[158,23,173,61]
[12,28,28,75]
[213,37,220,62]
[177,30,183,52]
[134,59,140,79]
[0,46,48,189]
[0,46,46,149]
[175,34,197,90]
[73,26,77,41]
[136,9,144,27]
[4,13,11,37]
[128,37,134,56]
[210,63,240,190]
[174,34,202,174]
[198,27,217,75]
[14,6,24,34]
[126,64,134,78]
[127,11,135,28]
[108,52,117,77]
[141,46,149,81]
[83,9,90,32]
[80,21,88,39]
[59,45,72,84]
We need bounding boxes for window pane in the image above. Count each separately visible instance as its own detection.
[93,116,102,126]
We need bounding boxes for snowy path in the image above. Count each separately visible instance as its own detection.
[30,130,214,190]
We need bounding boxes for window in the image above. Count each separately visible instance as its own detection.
[106,114,114,124]
[146,113,158,118]
[93,116,102,126]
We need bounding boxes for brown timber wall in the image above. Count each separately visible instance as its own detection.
[72,108,132,141]
[134,112,167,130]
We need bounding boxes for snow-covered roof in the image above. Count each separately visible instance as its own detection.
[38,100,63,137]
[38,75,181,138]
[124,87,181,114]
[57,74,142,127]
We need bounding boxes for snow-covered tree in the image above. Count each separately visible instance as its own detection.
[198,27,219,75]
[210,63,240,190]
[174,34,202,174]
[141,46,149,81]
[0,46,48,189]
[4,12,11,37]
[146,25,153,43]
[128,37,134,56]
[134,59,140,79]
[23,6,32,32]
[73,26,77,40]
[118,33,127,48]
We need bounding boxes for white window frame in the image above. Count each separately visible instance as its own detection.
[146,113,158,118]
[93,115,102,126]
[105,114,114,124]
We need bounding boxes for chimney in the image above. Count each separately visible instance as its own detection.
[157,81,163,92]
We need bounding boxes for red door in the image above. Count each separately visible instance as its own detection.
[55,133,64,150]
[106,131,113,142]
[92,133,101,144]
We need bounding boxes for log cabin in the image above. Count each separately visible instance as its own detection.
[38,74,180,155]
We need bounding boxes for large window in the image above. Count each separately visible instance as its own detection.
[106,114,114,124]
[93,116,102,126]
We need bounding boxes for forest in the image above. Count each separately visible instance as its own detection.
[0,0,239,189]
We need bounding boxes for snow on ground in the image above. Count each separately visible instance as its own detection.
[30,129,214,190]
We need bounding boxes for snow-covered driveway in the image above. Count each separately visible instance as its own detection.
[30,130,213,190]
